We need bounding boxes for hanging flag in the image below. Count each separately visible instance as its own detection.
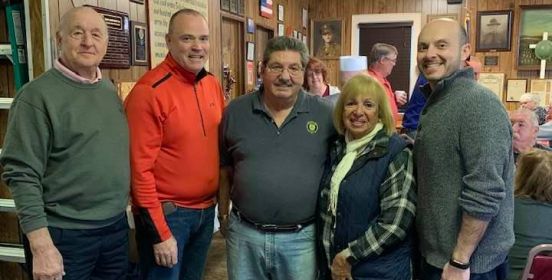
[260,0,273,18]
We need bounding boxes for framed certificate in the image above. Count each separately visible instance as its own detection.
[530,79,552,106]
[478,73,505,100]
[506,79,527,102]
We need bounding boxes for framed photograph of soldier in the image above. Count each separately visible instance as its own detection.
[517,5,552,70]
[311,19,343,59]
[476,10,513,52]
[506,79,527,102]
[131,21,148,66]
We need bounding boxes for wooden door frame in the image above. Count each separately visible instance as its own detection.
[220,14,245,98]
[351,13,422,95]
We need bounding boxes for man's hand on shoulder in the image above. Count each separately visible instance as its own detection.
[153,235,178,267]
[27,228,65,280]
[441,262,470,280]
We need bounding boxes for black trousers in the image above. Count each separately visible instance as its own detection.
[23,215,129,280]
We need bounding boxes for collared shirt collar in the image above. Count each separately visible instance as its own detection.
[421,67,474,100]
[54,58,102,84]
[164,53,208,83]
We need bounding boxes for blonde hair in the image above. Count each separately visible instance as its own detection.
[515,150,552,203]
[333,74,395,136]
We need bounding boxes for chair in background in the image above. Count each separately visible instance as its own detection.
[521,244,552,280]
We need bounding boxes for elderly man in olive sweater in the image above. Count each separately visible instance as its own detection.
[414,19,514,280]
[0,7,129,280]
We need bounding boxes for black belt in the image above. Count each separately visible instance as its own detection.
[231,207,314,232]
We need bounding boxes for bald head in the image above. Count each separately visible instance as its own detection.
[58,7,107,36]
[168,8,207,35]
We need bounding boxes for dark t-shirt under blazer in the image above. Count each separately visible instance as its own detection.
[220,90,336,225]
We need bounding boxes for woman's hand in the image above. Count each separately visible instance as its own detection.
[331,250,353,280]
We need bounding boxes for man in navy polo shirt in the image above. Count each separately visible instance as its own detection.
[218,36,336,280]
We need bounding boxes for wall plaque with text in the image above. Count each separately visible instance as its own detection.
[88,6,130,69]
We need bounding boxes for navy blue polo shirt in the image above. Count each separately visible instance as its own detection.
[220,89,336,224]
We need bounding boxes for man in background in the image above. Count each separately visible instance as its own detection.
[1,6,130,280]
[125,8,225,279]
[510,108,551,162]
[368,43,407,122]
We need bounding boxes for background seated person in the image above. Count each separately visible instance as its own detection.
[303,57,340,102]
[519,93,548,125]
[317,74,416,280]
[510,108,551,162]
[507,149,552,280]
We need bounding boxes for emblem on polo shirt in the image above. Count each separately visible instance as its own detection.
[306,121,318,134]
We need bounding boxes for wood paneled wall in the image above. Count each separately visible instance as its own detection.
[308,0,552,110]
[469,0,552,110]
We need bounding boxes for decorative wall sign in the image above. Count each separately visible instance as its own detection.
[88,6,130,69]
[484,55,499,66]
[260,0,273,18]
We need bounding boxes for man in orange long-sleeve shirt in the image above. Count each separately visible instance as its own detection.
[125,8,224,280]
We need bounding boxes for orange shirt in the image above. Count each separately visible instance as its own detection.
[125,55,225,241]
[368,69,399,122]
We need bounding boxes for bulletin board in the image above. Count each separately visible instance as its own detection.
[148,0,208,68]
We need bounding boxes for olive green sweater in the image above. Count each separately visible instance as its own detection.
[0,68,130,233]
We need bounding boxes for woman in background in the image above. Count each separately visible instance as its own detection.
[508,150,552,280]
[303,57,340,104]
[317,74,415,279]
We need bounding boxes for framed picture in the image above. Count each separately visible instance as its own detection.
[484,55,499,66]
[311,19,343,59]
[517,5,552,70]
[246,42,255,61]
[229,0,238,13]
[426,13,457,23]
[476,10,513,52]
[293,30,298,39]
[506,79,527,102]
[220,0,230,11]
[130,21,148,66]
[277,4,284,22]
[277,23,284,37]
[260,0,273,18]
[478,73,505,100]
[530,79,552,106]
[247,18,255,34]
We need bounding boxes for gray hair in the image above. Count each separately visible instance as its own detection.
[512,108,539,127]
[262,36,309,67]
[520,93,541,104]
[368,43,397,66]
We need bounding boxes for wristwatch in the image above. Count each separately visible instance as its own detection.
[449,258,470,270]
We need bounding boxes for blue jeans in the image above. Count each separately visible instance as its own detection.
[136,205,214,280]
[226,211,317,280]
[420,259,508,280]
[23,215,129,280]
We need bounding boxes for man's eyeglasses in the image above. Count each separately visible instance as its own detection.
[383,56,397,64]
[266,64,304,76]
